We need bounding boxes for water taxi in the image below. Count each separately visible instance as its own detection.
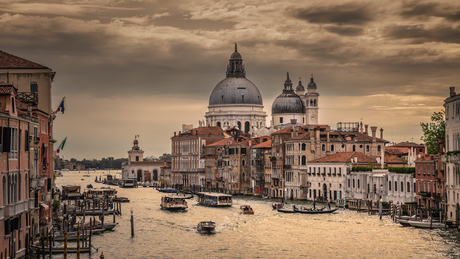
[120,179,135,188]
[197,192,232,207]
[197,221,215,233]
[85,188,117,199]
[160,195,188,211]
[240,205,254,214]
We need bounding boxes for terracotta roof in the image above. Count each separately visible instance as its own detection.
[252,139,272,148]
[415,155,434,162]
[0,85,15,94]
[272,125,308,135]
[393,141,425,148]
[309,151,376,163]
[385,147,409,155]
[0,50,49,69]
[175,126,224,138]
[384,156,405,163]
[207,138,232,147]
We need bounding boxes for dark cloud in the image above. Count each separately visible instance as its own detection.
[154,14,236,31]
[383,25,460,44]
[400,1,460,21]
[292,4,374,25]
[324,25,364,36]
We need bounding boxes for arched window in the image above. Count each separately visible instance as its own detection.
[353,179,355,188]
[313,99,317,106]
[310,99,313,106]
[217,121,221,127]
[137,170,142,181]
[348,179,350,188]
[378,145,381,152]
[302,143,306,151]
[3,176,6,205]
[334,168,336,175]
[242,160,245,166]
[366,145,369,152]
[301,156,306,165]
[389,181,391,191]
[407,182,410,192]
[18,172,21,200]
[358,179,360,188]
[322,144,325,151]
[331,145,334,151]
[352,145,356,151]
[244,121,250,133]
[395,181,397,192]
[25,173,28,199]
[401,182,404,192]
[242,172,246,182]
[237,121,242,130]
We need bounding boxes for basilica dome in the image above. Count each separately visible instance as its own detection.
[272,73,305,114]
[209,44,263,106]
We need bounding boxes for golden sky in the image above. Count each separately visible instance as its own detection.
[1,0,458,159]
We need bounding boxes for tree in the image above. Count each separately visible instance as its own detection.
[158,153,172,161]
[420,110,445,154]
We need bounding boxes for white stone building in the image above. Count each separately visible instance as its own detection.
[443,86,460,222]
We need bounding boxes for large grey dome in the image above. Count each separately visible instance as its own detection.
[209,44,263,106]
[272,73,305,114]
[209,77,263,105]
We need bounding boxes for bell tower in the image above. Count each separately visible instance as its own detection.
[127,135,144,165]
[305,75,319,125]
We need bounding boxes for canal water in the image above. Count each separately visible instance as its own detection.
[50,171,460,258]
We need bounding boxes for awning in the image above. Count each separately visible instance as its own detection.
[40,203,49,210]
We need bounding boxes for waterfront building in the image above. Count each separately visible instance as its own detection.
[1,51,56,257]
[121,136,163,184]
[160,160,172,188]
[205,45,267,133]
[346,168,416,204]
[0,82,37,258]
[250,136,272,195]
[443,87,460,222]
[415,154,445,209]
[171,125,224,191]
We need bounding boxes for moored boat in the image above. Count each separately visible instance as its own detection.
[157,188,178,193]
[240,205,254,214]
[160,195,188,211]
[197,192,232,207]
[408,220,445,228]
[86,184,93,189]
[197,221,215,233]
[112,196,130,203]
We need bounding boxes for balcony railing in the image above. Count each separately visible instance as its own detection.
[17,92,38,106]
[3,200,29,218]
[28,198,35,210]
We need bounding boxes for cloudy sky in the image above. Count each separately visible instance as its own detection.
[1,0,458,160]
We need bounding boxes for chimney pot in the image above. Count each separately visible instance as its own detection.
[380,128,383,140]
[371,126,377,142]
[365,125,369,136]
[450,87,456,97]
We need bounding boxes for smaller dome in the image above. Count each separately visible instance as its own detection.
[230,43,242,60]
[296,78,305,92]
[308,76,317,89]
[272,73,305,114]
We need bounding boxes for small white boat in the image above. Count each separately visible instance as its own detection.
[197,221,215,233]
[103,222,117,230]
[409,221,445,228]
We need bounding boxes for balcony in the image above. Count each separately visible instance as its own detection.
[17,92,38,106]
[283,165,292,170]
[271,172,282,179]
[3,200,29,218]
[28,198,35,210]
[30,177,46,190]
[43,192,52,203]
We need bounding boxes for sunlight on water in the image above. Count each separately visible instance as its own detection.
[51,171,460,259]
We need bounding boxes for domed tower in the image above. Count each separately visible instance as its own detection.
[205,44,267,133]
[127,135,144,165]
[305,75,319,125]
[271,72,305,129]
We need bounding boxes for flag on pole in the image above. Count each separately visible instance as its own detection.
[57,137,67,153]
[56,97,66,114]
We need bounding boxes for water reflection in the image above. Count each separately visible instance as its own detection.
[50,171,460,259]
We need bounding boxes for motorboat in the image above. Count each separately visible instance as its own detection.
[197,221,215,233]
[240,205,254,215]
[112,196,130,203]
[160,195,188,211]
[196,192,232,207]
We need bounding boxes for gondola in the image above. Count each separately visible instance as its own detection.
[272,203,284,210]
[277,208,296,213]
[294,208,338,214]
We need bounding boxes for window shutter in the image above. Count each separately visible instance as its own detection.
[2,127,11,152]
[19,129,22,152]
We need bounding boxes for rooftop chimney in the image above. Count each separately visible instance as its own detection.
[326,128,330,142]
[371,126,377,142]
[450,87,456,97]
[174,132,176,137]
[380,128,383,140]
[365,125,369,136]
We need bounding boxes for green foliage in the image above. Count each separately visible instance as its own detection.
[351,166,373,172]
[420,110,445,154]
[53,199,60,211]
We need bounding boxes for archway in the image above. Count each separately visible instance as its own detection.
[244,121,250,133]
[137,170,142,181]
[217,121,221,127]
[237,121,242,130]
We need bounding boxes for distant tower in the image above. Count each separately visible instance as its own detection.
[305,75,319,125]
[127,135,144,165]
